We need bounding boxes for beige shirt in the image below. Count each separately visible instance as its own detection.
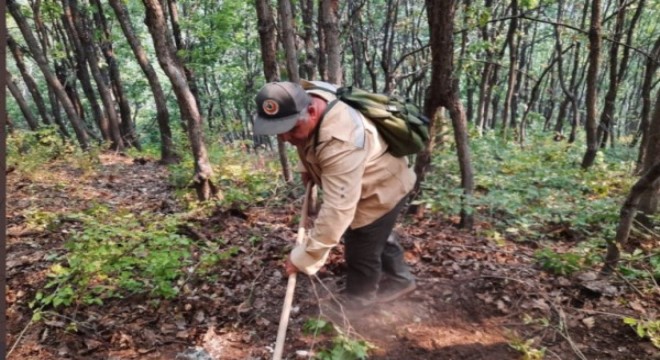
[290,85,416,275]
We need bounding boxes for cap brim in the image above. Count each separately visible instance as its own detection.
[253,112,300,135]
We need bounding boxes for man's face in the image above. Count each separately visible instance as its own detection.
[278,110,314,147]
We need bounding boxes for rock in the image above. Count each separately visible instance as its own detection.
[175,347,214,360]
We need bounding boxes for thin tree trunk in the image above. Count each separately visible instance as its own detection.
[7,36,52,126]
[637,84,660,216]
[255,0,292,183]
[476,0,494,135]
[597,0,626,149]
[501,0,518,138]
[635,36,660,170]
[58,5,108,141]
[7,71,39,130]
[381,0,399,93]
[8,0,89,149]
[69,0,124,150]
[166,0,202,113]
[278,0,300,82]
[108,0,179,164]
[142,0,217,200]
[347,0,365,87]
[581,0,602,169]
[300,0,317,80]
[92,0,139,149]
[419,0,475,229]
[321,0,341,85]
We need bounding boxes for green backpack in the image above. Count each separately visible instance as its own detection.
[315,86,430,157]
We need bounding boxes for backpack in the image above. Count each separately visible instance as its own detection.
[309,84,430,157]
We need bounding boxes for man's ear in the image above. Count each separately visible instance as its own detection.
[307,103,318,119]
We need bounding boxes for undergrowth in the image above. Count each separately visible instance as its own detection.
[145,132,289,209]
[30,205,236,317]
[303,318,374,359]
[7,126,107,179]
[419,128,659,280]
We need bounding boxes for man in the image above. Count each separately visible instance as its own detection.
[253,80,416,307]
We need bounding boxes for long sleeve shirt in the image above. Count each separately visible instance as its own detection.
[290,84,416,275]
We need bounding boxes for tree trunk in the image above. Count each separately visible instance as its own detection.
[637,85,660,216]
[142,0,217,200]
[596,0,626,149]
[420,0,475,229]
[278,0,300,82]
[68,0,124,151]
[166,0,202,113]
[381,0,399,93]
[108,0,179,164]
[476,0,495,134]
[603,159,660,274]
[7,71,39,130]
[321,0,341,85]
[636,36,660,170]
[501,0,518,139]
[58,4,108,141]
[300,0,317,80]
[92,0,139,149]
[8,0,89,149]
[7,36,52,126]
[255,0,293,183]
[347,0,364,87]
[581,0,602,169]
[46,88,71,138]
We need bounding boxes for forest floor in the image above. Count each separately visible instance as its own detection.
[5,153,660,360]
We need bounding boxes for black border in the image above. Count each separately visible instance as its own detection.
[1,0,8,357]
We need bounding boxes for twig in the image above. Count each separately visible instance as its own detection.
[545,347,564,360]
[312,275,355,335]
[7,319,33,358]
[568,307,631,319]
[645,268,660,292]
[614,270,646,298]
[550,300,588,360]
[242,266,266,309]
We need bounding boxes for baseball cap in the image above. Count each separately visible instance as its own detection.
[253,82,311,135]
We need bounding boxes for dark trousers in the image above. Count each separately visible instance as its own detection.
[343,196,414,296]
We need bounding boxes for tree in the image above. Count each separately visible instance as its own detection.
[299,0,317,81]
[418,0,475,229]
[320,0,341,85]
[278,0,299,82]
[59,0,108,141]
[142,0,217,201]
[597,0,643,148]
[8,0,90,149]
[636,36,660,170]
[581,0,601,169]
[501,0,519,138]
[256,0,293,183]
[6,71,39,131]
[108,0,179,164]
[7,35,52,127]
[67,0,124,150]
[91,0,140,149]
[637,87,660,218]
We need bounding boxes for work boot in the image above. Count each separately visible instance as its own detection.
[324,290,377,312]
[376,279,416,303]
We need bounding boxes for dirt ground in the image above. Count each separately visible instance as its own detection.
[5,154,660,359]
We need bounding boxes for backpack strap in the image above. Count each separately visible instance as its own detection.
[313,99,339,148]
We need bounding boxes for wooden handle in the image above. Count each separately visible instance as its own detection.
[273,183,314,360]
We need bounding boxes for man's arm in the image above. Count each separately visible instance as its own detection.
[289,139,367,275]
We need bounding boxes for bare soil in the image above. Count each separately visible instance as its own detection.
[6,154,660,359]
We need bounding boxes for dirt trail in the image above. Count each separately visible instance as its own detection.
[6,154,658,359]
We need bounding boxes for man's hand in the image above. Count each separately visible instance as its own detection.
[285,255,299,276]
